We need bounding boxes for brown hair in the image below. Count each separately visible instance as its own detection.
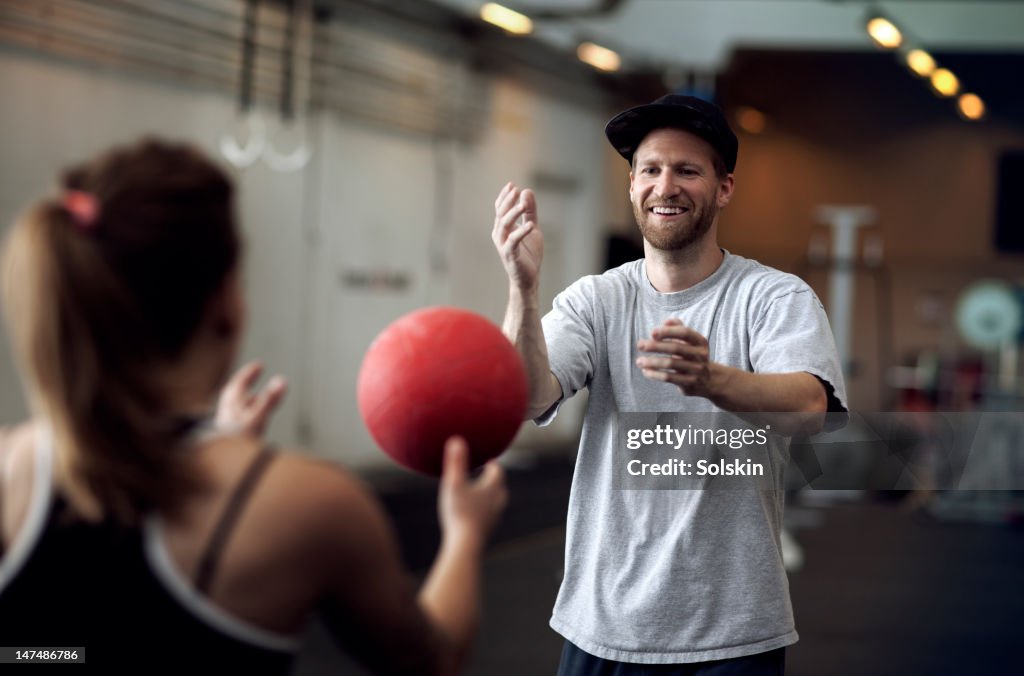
[1,139,240,524]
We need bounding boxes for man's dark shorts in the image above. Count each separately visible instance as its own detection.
[557,641,786,676]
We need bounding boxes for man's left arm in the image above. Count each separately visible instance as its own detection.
[636,318,828,435]
[702,367,826,416]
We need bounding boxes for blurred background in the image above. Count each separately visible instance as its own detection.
[0,1,1021,674]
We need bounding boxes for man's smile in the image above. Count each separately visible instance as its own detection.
[649,205,690,217]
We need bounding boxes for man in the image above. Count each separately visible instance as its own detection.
[491,94,847,675]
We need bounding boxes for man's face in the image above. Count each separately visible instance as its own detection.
[629,128,734,252]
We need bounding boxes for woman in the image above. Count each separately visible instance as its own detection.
[0,139,506,673]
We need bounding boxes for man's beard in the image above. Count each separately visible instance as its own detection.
[633,199,717,252]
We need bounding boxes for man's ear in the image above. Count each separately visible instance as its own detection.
[717,174,735,208]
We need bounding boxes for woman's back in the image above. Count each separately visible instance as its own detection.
[0,427,324,671]
[0,422,462,674]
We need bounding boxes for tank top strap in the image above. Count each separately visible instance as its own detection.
[194,445,277,594]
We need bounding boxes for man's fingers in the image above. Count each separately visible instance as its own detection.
[651,325,691,339]
[637,355,705,373]
[639,367,670,382]
[494,181,514,209]
[498,184,519,212]
[496,199,529,233]
[494,185,521,222]
[493,185,540,250]
[637,339,682,354]
[499,203,527,233]
[639,368,696,388]
[636,355,689,371]
[636,356,673,371]
[651,324,706,345]
[637,339,707,360]
[519,189,536,224]
[503,221,536,254]
[493,203,521,240]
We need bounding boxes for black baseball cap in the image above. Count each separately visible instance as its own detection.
[605,94,738,173]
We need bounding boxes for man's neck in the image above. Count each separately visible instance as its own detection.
[643,237,724,293]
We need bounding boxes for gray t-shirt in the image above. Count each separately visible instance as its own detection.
[539,251,847,663]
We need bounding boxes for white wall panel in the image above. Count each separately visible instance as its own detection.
[0,48,609,470]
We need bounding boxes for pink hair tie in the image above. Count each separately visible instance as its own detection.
[62,190,99,231]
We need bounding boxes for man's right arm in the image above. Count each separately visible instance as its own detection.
[492,182,563,420]
[503,287,562,420]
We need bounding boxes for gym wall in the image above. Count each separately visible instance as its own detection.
[0,36,608,470]
[712,49,1024,410]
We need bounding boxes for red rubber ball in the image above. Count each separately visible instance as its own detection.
[357,306,529,476]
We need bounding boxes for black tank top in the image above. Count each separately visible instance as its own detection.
[0,442,296,674]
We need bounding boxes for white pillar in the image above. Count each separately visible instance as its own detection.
[814,205,876,378]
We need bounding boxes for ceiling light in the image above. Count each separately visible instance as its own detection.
[577,41,621,72]
[930,68,959,97]
[905,49,935,78]
[866,16,902,49]
[480,3,533,35]
[957,93,985,121]
[863,10,986,119]
[735,107,767,134]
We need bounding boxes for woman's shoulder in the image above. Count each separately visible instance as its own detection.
[194,435,389,554]
[249,448,403,602]
[181,436,394,615]
[264,449,382,527]
[196,434,377,514]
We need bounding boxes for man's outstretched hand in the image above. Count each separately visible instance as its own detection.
[636,318,715,398]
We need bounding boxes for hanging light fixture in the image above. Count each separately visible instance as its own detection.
[480,3,533,35]
[577,41,621,72]
[930,68,960,97]
[957,93,985,121]
[864,8,983,121]
[904,49,936,78]
[866,15,902,49]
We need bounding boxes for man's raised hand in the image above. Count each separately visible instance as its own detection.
[492,182,544,293]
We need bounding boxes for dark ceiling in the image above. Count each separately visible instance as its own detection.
[717,49,1024,141]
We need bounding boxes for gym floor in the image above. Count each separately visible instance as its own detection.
[292,454,1024,676]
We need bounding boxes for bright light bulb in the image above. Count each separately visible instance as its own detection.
[480,3,533,35]
[930,68,960,97]
[577,42,621,72]
[905,49,935,77]
[957,93,985,120]
[867,17,902,49]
